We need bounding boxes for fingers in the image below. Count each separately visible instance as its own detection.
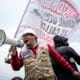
[8,46,17,56]
[73,71,80,78]
[9,46,17,52]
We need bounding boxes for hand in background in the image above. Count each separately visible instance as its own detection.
[73,71,80,78]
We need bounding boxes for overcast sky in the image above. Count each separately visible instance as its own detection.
[0,0,80,79]
[0,0,28,79]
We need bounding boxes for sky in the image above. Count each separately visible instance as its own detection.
[0,0,80,79]
[0,0,28,79]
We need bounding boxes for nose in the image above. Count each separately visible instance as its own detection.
[24,40,30,46]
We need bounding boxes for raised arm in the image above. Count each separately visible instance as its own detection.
[48,44,80,78]
[9,46,23,70]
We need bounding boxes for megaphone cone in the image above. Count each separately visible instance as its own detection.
[0,30,24,47]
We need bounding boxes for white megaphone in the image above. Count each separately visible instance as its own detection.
[0,29,24,47]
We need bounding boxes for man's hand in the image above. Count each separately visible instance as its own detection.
[73,71,80,78]
[9,46,17,56]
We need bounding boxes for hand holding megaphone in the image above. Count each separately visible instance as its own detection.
[4,45,17,63]
[9,46,17,56]
[0,29,24,47]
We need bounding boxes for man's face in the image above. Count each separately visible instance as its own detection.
[22,34,36,48]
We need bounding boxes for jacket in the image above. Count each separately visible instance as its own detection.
[53,35,80,80]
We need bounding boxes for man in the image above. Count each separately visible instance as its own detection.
[5,29,80,80]
[53,35,80,80]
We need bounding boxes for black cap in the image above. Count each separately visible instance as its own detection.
[54,35,68,43]
[54,35,69,47]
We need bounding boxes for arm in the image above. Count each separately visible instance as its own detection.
[48,44,80,78]
[9,46,23,70]
[11,52,23,70]
[48,44,75,73]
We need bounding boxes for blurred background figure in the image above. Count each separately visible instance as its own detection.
[11,76,23,80]
[53,35,80,80]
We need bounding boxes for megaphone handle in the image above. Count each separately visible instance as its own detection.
[5,52,12,64]
[7,52,12,58]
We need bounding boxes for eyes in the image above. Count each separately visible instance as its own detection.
[23,35,36,43]
[23,37,34,43]
[23,40,28,43]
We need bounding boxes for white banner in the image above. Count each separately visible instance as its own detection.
[15,0,80,46]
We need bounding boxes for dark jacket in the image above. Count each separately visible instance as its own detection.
[52,35,80,80]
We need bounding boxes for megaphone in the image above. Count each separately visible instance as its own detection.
[0,30,24,47]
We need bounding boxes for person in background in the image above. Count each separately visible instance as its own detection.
[53,35,80,80]
[5,29,80,80]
